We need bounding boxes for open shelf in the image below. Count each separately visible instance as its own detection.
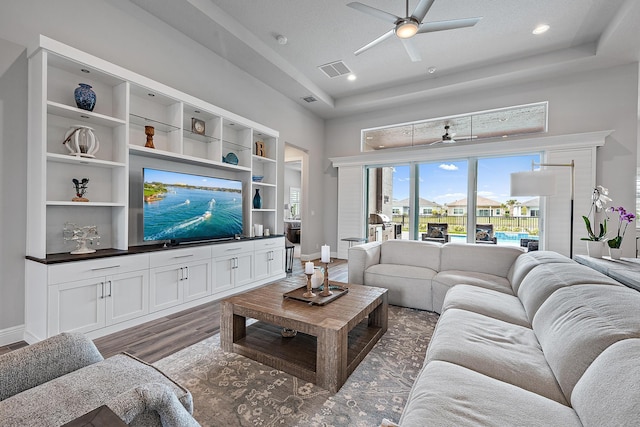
[48,101,125,127]
[47,153,125,168]
[129,145,252,172]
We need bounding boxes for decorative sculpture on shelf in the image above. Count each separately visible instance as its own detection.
[63,222,100,254]
[63,125,99,158]
[72,178,90,202]
[144,125,155,149]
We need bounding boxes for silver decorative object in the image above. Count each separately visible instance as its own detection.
[63,222,100,254]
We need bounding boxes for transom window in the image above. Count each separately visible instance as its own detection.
[361,102,548,152]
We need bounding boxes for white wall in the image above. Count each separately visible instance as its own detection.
[324,63,639,255]
[0,52,28,338]
[0,0,325,333]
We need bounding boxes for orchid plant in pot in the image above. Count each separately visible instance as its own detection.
[581,185,611,257]
[606,206,635,259]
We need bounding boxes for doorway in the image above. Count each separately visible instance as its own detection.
[284,144,306,262]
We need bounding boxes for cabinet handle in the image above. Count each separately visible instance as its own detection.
[91,265,120,271]
[233,257,239,269]
[173,254,194,259]
[179,267,184,281]
[226,248,242,252]
[107,280,112,297]
[100,282,105,299]
[184,266,189,280]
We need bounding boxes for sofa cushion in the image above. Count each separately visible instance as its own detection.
[507,250,575,294]
[518,263,622,322]
[379,240,441,271]
[571,339,640,426]
[431,271,513,314]
[426,308,567,404]
[533,285,640,402]
[0,353,193,427]
[364,263,435,311]
[440,243,524,277]
[441,285,530,327]
[399,361,582,427]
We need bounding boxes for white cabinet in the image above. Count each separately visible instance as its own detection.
[47,255,149,336]
[212,241,254,292]
[254,237,286,281]
[149,247,212,312]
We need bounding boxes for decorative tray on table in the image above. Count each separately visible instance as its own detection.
[283,284,348,306]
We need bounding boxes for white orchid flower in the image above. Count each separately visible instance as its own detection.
[593,185,612,210]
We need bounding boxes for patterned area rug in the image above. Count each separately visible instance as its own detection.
[154,306,438,427]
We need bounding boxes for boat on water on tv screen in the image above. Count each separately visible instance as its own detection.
[143,168,243,243]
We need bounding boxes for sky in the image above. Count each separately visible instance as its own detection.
[391,154,540,204]
[144,168,242,190]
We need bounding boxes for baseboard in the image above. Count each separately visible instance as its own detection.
[0,324,25,346]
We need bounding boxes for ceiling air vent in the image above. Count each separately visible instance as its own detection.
[318,60,351,78]
[302,96,317,103]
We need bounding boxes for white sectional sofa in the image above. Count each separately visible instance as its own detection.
[348,241,640,426]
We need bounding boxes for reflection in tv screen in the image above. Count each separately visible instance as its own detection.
[143,168,243,242]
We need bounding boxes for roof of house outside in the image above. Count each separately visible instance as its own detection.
[446,196,503,207]
[394,197,442,208]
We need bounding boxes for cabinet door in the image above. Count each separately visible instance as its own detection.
[253,249,271,281]
[213,256,235,293]
[183,259,212,302]
[235,252,254,287]
[149,265,183,313]
[49,278,105,335]
[269,248,285,277]
[105,269,149,326]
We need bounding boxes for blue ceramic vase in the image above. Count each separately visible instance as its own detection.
[253,189,262,209]
[74,83,96,111]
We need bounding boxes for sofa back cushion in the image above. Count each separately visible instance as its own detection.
[517,263,622,322]
[507,251,574,294]
[380,240,441,271]
[532,285,640,402]
[440,243,523,278]
[571,338,640,426]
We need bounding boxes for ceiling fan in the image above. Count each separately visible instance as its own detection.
[347,0,482,62]
[430,125,457,145]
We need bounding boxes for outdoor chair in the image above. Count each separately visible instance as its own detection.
[422,223,450,243]
[475,224,497,244]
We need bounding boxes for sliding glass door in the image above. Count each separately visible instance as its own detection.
[365,154,542,247]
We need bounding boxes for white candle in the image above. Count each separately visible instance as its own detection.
[305,261,314,274]
[321,245,330,263]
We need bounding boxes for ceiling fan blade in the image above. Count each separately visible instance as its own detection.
[347,2,400,24]
[354,29,395,56]
[400,38,422,62]
[417,17,482,34]
[411,0,436,23]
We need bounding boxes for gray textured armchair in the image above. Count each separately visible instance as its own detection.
[0,332,199,426]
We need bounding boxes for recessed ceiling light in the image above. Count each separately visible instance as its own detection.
[276,35,288,45]
[532,24,550,35]
[427,66,437,74]
[347,74,357,81]
[80,68,90,74]
[378,145,385,148]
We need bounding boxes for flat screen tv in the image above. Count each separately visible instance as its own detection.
[143,168,243,243]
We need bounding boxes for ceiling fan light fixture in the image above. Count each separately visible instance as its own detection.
[395,18,419,38]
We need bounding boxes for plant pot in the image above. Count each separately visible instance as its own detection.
[608,247,622,260]
[586,240,603,258]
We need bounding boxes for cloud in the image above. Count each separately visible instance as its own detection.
[477,190,495,197]
[439,163,458,171]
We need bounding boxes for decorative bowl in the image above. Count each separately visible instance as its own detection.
[252,175,264,182]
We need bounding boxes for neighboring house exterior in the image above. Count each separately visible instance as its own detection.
[393,197,442,215]
[516,197,540,217]
[445,196,505,216]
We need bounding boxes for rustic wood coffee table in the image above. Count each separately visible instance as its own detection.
[221,281,388,392]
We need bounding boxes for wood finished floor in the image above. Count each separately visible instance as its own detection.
[0,258,348,363]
